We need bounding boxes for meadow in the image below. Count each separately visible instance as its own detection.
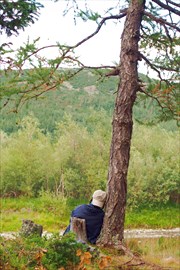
[1,195,179,233]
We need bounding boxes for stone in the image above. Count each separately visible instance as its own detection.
[20,219,43,237]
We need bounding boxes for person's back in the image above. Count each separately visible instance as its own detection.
[63,190,107,244]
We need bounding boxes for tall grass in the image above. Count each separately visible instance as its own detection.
[125,237,179,269]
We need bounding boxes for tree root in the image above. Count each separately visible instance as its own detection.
[104,241,165,270]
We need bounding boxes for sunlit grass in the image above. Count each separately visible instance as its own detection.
[0,196,70,232]
[1,197,179,233]
[125,204,180,228]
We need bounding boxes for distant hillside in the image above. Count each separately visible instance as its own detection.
[0,69,177,134]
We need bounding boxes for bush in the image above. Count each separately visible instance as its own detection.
[127,124,179,208]
[0,114,109,198]
[0,233,87,270]
[43,233,87,269]
[0,115,179,208]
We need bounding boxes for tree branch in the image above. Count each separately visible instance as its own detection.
[139,86,174,117]
[154,64,179,72]
[163,23,173,43]
[166,0,174,24]
[12,12,127,72]
[167,0,180,8]
[70,13,127,50]
[139,53,162,80]
[22,44,60,64]
[14,61,117,110]
[152,0,180,16]
[41,13,126,73]
[16,67,84,109]
[62,55,116,70]
[143,11,180,32]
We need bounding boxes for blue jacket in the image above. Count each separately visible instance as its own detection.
[63,203,105,244]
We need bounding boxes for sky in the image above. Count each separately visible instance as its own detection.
[1,0,157,78]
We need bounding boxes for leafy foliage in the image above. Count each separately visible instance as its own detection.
[1,114,178,207]
[128,123,179,208]
[0,233,89,270]
[0,1,179,124]
[141,0,180,80]
[0,0,43,36]
[0,232,114,270]
[0,231,179,269]
[1,70,178,135]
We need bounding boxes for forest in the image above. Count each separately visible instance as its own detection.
[1,70,179,207]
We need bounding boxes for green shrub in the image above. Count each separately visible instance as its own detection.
[0,116,55,197]
[0,233,86,270]
[127,124,179,208]
[42,233,87,269]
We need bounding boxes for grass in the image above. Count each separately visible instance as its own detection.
[100,237,180,269]
[0,196,70,232]
[125,205,180,228]
[0,197,179,233]
[126,237,180,269]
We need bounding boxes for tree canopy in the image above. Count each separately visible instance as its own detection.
[0,0,43,36]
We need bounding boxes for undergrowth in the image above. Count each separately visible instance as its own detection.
[0,234,179,270]
[0,233,112,270]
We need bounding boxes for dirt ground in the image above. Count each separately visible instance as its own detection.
[0,228,179,239]
[124,228,180,238]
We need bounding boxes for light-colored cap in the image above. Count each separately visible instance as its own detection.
[92,190,107,208]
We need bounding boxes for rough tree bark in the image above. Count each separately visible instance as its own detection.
[99,0,145,246]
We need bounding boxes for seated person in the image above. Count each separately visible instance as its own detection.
[63,190,107,244]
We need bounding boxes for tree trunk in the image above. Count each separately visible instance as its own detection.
[99,0,145,246]
[70,217,88,243]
